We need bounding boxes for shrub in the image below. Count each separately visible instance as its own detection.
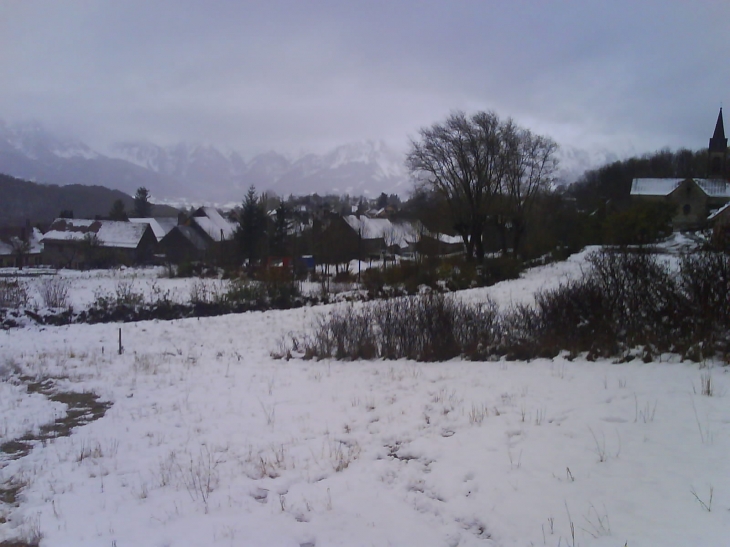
[603,202,675,246]
[225,278,266,305]
[113,280,144,308]
[0,278,31,309]
[679,250,730,357]
[290,248,730,363]
[296,293,500,362]
[38,276,70,309]
[481,256,523,286]
[305,305,378,360]
[257,268,302,308]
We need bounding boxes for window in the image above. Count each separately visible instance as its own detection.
[683,204,691,215]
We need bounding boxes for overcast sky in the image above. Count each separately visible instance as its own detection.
[2,0,729,171]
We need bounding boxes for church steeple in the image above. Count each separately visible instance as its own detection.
[708,108,728,178]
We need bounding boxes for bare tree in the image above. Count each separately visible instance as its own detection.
[407,111,504,262]
[10,237,30,269]
[382,223,399,269]
[500,121,559,257]
[407,110,558,261]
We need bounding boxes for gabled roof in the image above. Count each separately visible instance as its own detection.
[129,217,177,241]
[161,225,209,251]
[341,215,463,249]
[343,215,423,249]
[42,219,151,249]
[191,207,237,241]
[631,178,730,198]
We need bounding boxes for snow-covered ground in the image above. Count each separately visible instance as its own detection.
[1,239,729,546]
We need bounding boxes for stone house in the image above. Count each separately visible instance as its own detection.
[630,178,730,230]
[630,108,730,230]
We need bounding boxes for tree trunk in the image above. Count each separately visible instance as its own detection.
[471,220,485,263]
[511,218,526,259]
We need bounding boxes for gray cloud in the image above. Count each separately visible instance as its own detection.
[1,0,729,167]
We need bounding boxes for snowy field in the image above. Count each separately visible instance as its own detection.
[2,240,730,546]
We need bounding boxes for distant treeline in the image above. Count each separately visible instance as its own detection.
[569,148,710,211]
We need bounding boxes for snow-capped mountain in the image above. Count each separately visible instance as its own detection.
[0,119,99,161]
[0,119,179,198]
[109,139,411,199]
[0,119,412,201]
[270,141,409,196]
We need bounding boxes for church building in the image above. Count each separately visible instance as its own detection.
[630,108,730,230]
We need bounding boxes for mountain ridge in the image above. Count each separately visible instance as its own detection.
[0,119,411,202]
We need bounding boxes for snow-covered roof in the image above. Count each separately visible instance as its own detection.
[192,207,237,241]
[42,219,151,249]
[631,178,730,197]
[630,178,684,196]
[0,227,44,256]
[696,179,730,197]
[341,215,463,249]
[343,216,422,249]
[708,201,730,221]
[433,233,463,245]
[129,217,178,242]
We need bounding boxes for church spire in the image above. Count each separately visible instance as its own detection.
[709,108,727,152]
[708,107,728,178]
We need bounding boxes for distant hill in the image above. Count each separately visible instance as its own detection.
[0,173,179,227]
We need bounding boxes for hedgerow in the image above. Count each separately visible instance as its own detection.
[287,249,730,363]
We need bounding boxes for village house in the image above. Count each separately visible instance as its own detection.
[170,206,239,265]
[631,108,730,230]
[188,207,237,243]
[41,218,157,269]
[159,225,210,264]
[0,224,44,268]
[318,214,464,265]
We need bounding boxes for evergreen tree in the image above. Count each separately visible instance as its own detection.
[271,202,290,256]
[235,185,267,267]
[109,199,128,221]
[133,187,152,218]
[376,192,388,209]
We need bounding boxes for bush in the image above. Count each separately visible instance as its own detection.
[294,293,501,362]
[38,277,70,309]
[517,250,687,358]
[257,268,302,308]
[289,248,730,363]
[679,251,730,358]
[603,202,675,246]
[0,278,30,309]
[361,257,480,296]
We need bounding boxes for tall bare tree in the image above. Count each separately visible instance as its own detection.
[500,121,558,256]
[407,110,558,261]
[407,111,504,262]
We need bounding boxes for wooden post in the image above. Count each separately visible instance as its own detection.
[118,328,123,355]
